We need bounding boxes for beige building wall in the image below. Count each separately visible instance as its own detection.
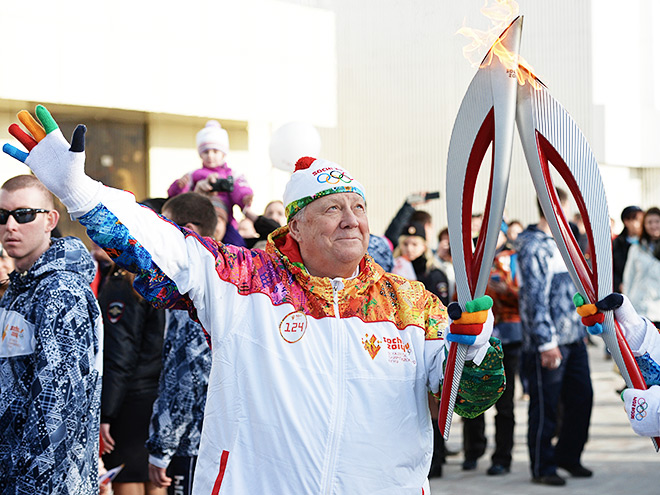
[147,116,290,214]
[312,0,595,240]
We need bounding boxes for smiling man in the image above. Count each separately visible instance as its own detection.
[3,106,505,495]
[0,174,103,495]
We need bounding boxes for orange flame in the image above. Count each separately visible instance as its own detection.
[458,0,540,88]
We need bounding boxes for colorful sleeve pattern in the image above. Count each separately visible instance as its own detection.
[637,353,660,386]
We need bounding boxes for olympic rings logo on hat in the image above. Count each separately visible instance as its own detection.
[316,170,354,185]
[635,398,648,421]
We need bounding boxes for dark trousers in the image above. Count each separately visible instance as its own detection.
[429,419,446,476]
[167,456,198,495]
[522,340,593,478]
[463,342,521,467]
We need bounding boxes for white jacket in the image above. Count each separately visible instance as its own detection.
[623,243,660,322]
[78,187,504,495]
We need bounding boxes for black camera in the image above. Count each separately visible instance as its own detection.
[210,176,235,192]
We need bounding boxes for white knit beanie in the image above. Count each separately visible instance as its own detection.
[196,120,229,155]
[283,157,366,221]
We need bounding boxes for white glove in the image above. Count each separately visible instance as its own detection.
[613,295,647,350]
[622,386,660,438]
[465,310,494,363]
[586,293,659,357]
[446,296,494,365]
[3,105,101,216]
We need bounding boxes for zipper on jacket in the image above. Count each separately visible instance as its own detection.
[320,279,347,494]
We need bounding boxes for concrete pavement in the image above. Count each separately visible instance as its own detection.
[430,340,660,494]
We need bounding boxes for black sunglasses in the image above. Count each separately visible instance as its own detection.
[0,208,51,225]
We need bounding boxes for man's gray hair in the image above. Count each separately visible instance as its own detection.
[290,205,307,224]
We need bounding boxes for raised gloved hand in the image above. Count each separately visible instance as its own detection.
[3,105,101,215]
[447,295,494,364]
[575,292,654,355]
[622,386,660,438]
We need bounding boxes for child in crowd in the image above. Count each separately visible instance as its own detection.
[167,120,253,225]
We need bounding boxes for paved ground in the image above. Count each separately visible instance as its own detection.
[430,340,660,494]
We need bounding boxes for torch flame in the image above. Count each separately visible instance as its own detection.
[458,0,541,89]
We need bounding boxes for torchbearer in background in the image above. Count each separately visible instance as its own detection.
[3,106,505,495]
[574,293,660,440]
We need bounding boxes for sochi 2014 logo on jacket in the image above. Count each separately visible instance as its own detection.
[361,333,416,364]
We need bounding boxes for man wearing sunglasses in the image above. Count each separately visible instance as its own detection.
[0,174,103,495]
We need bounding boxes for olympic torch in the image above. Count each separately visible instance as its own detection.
[516,65,660,451]
[439,16,522,440]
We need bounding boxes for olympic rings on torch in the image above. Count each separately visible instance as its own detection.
[316,170,354,185]
[636,398,649,421]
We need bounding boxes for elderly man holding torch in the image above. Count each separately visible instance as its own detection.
[3,106,504,495]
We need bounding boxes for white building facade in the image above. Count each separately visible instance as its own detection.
[0,0,657,241]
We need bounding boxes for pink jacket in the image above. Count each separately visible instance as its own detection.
[167,164,253,212]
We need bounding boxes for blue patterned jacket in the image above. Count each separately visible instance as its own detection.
[0,237,102,495]
[517,225,586,352]
[146,309,211,467]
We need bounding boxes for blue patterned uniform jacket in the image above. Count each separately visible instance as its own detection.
[146,309,211,466]
[517,225,586,352]
[0,237,103,495]
[628,325,660,388]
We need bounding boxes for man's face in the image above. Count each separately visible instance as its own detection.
[289,192,369,279]
[0,187,59,272]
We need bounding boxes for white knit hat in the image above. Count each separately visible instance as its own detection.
[196,120,229,155]
[283,157,366,221]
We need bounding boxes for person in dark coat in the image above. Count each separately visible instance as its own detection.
[99,201,167,495]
